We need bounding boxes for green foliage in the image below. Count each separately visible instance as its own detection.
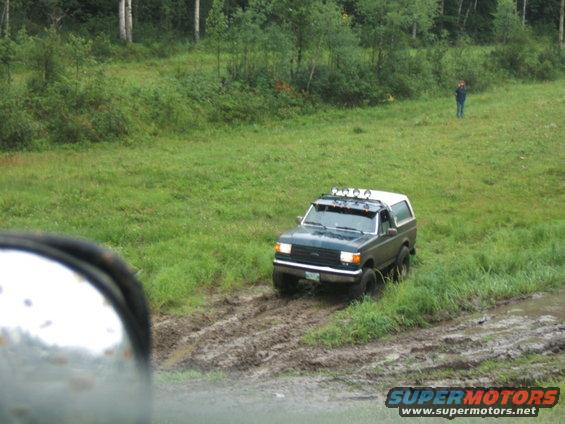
[0,38,16,82]
[0,86,35,150]
[0,1,561,150]
[32,75,129,144]
[207,0,228,77]
[1,79,563,313]
[66,34,92,86]
[26,29,65,91]
[492,34,562,80]
[493,0,523,44]
[90,33,117,61]
[308,222,564,346]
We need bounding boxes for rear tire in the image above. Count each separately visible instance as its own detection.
[273,270,299,296]
[348,268,376,301]
[393,246,411,281]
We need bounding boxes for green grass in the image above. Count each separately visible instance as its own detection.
[1,75,564,341]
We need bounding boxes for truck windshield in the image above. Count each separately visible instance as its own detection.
[303,205,376,234]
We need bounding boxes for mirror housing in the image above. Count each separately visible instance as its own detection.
[387,228,398,236]
[296,216,303,225]
[0,233,151,423]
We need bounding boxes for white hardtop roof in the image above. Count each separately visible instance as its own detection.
[340,188,409,207]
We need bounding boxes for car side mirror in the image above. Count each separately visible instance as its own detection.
[296,216,303,225]
[387,228,398,236]
[0,233,151,423]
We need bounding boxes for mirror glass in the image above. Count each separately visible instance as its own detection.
[0,249,149,423]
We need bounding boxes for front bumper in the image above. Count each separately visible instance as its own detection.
[273,259,362,284]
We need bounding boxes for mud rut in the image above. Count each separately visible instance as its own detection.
[153,286,565,386]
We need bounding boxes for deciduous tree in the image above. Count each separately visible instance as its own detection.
[119,0,126,41]
[194,0,200,42]
[1,0,9,37]
[126,0,132,42]
[559,0,565,48]
[207,0,227,77]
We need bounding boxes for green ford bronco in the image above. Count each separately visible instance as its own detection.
[273,187,417,299]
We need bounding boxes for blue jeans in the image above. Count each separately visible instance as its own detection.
[457,101,465,118]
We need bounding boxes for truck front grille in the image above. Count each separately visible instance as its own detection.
[290,245,341,267]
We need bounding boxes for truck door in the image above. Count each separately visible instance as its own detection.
[375,210,398,268]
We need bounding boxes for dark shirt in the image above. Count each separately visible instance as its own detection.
[455,86,466,103]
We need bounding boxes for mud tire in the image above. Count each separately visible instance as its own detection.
[393,246,411,281]
[349,268,376,301]
[273,270,299,296]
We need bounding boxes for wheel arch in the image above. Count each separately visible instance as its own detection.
[362,257,375,269]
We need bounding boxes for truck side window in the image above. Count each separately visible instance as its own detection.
[379,211,390,235]
[391,201,413,224]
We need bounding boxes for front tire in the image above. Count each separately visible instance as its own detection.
[273,270,299,296]
[348,268,376,301]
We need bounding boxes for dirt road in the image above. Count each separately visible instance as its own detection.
[151,287,564,422]
[153,286,564,385]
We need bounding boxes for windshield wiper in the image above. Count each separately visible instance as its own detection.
[335,225,365,234]
[303,221,326,229]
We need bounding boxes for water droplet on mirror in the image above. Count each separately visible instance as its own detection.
[40,320,52,329]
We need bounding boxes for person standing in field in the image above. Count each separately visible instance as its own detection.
[455,80,466,118]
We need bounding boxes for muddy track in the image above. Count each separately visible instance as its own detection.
[153,286,565,386]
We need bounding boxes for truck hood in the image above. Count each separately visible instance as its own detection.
[278,225,371,252]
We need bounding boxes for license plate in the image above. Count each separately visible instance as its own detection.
[304,271,320,282]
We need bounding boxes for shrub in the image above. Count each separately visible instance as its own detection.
[26,29,65,92]
[294,63,385,106]
[0,86,35,150]
[31,75,129,144]
[139,81,199,132]
[0,38,16,82]
[492,38,561,81]
[91,34,117,61]
[450,48,496,92]
[377,50,436,99]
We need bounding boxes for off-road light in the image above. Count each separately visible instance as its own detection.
[275,242,292,254]
[364,189,372,199]
[331,186,338,195]
[342,188,349,196]
[353,188,360,197]
[340,251,361,265]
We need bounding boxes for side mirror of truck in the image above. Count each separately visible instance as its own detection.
[387,228,398,236]
[296,216,303,225]
[0,232,151,423]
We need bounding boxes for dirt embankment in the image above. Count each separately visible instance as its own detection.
[153,286,565,386]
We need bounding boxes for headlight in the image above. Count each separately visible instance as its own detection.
[340,251,361,265]
[275,242,292,254]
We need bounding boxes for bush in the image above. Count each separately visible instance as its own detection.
[427,42,497,94]
[377,50,436,99]
[31,75,129,144]
[138,81,199,132]
[0,86,35,150]
[26,29,65,91]
[491,34,561,81]
[91,34,117,61]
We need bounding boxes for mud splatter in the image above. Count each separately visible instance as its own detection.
[153,287,565,386]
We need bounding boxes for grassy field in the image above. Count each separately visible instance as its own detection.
[1,76,563,343]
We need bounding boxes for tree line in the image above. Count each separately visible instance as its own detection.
[0,0,563,47]
[0,0,563,151]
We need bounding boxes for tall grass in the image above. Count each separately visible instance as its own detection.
[306,222,564,345]
[1,77,564,326]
